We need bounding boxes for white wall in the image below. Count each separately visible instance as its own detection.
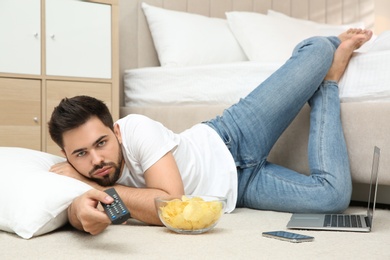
[375,0,390,34]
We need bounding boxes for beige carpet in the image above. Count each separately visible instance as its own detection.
[1,206,389,259]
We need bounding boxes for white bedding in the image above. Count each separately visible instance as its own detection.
[124,61,282,106]
[124,32,390,107]
[339,50,390,102]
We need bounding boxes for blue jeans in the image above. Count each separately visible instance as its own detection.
[205,36,351,213]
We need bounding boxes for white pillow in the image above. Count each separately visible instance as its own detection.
[141,3,247,67]
[267,10,365,36]
[266,10,375,52]
[226,10,367,62]
[0,147,92,239]
[226,11,320,62]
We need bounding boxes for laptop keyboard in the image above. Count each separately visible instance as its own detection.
[323,214,363,228]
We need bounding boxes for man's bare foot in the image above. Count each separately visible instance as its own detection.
[324,28,373,82]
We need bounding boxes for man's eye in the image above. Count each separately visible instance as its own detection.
[98,141,106,147]
[77,151,86,157]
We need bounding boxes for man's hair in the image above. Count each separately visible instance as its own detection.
[48,95,114,149]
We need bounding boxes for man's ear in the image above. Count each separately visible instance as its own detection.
[114,124,122,144]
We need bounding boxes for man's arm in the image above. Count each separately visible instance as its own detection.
[53,151,184,233]
[114,151,185,225]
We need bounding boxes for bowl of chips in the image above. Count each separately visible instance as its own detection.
[155,195,227,234]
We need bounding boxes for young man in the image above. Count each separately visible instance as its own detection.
[49,29,372,235]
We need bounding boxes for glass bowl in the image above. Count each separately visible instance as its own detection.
[155,195,227,234]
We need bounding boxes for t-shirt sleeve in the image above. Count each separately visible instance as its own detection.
[117,115,178,172]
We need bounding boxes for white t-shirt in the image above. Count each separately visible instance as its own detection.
[115,114,237,212]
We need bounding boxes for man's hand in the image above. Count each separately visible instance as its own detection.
[50,161,98,188]
[68,189,114,235]
[50,161,84,180]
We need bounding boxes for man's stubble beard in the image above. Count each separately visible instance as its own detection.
[89,147,124,187]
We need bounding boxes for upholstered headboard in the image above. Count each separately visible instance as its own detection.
[118,0,375,105]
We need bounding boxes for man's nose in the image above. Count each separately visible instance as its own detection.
[90,150,104,165]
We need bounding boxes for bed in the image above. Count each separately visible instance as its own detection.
[119,0,390,189]
[2,0,390,256]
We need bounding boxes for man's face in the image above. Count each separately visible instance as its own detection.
[62,116,123,186]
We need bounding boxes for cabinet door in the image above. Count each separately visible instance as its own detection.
[45,80,112,155]
[0,0,41,75]
[46,0,111,79]
[0,78,41,150]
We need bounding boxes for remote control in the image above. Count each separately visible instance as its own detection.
[101,188,131,224]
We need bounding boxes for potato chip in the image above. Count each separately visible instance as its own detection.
[159,196,224,231]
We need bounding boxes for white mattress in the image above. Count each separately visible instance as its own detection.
[124,61,282,106]
[339,50,390,102]
[124,32,390,106]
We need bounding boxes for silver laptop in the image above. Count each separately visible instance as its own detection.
[287,146,380,232]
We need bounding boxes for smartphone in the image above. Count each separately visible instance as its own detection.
[262,231,314,243]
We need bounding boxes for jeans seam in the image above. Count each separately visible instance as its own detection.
[318,86,328,174]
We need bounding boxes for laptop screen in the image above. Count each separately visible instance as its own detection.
[366,146,380,227]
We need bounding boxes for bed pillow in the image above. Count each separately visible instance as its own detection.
[267,10,365,36]
[226,11,367,62]
[141,3,247,67]
[226,11,320,62]
[267,10,376,53]
[0,147,92,239]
